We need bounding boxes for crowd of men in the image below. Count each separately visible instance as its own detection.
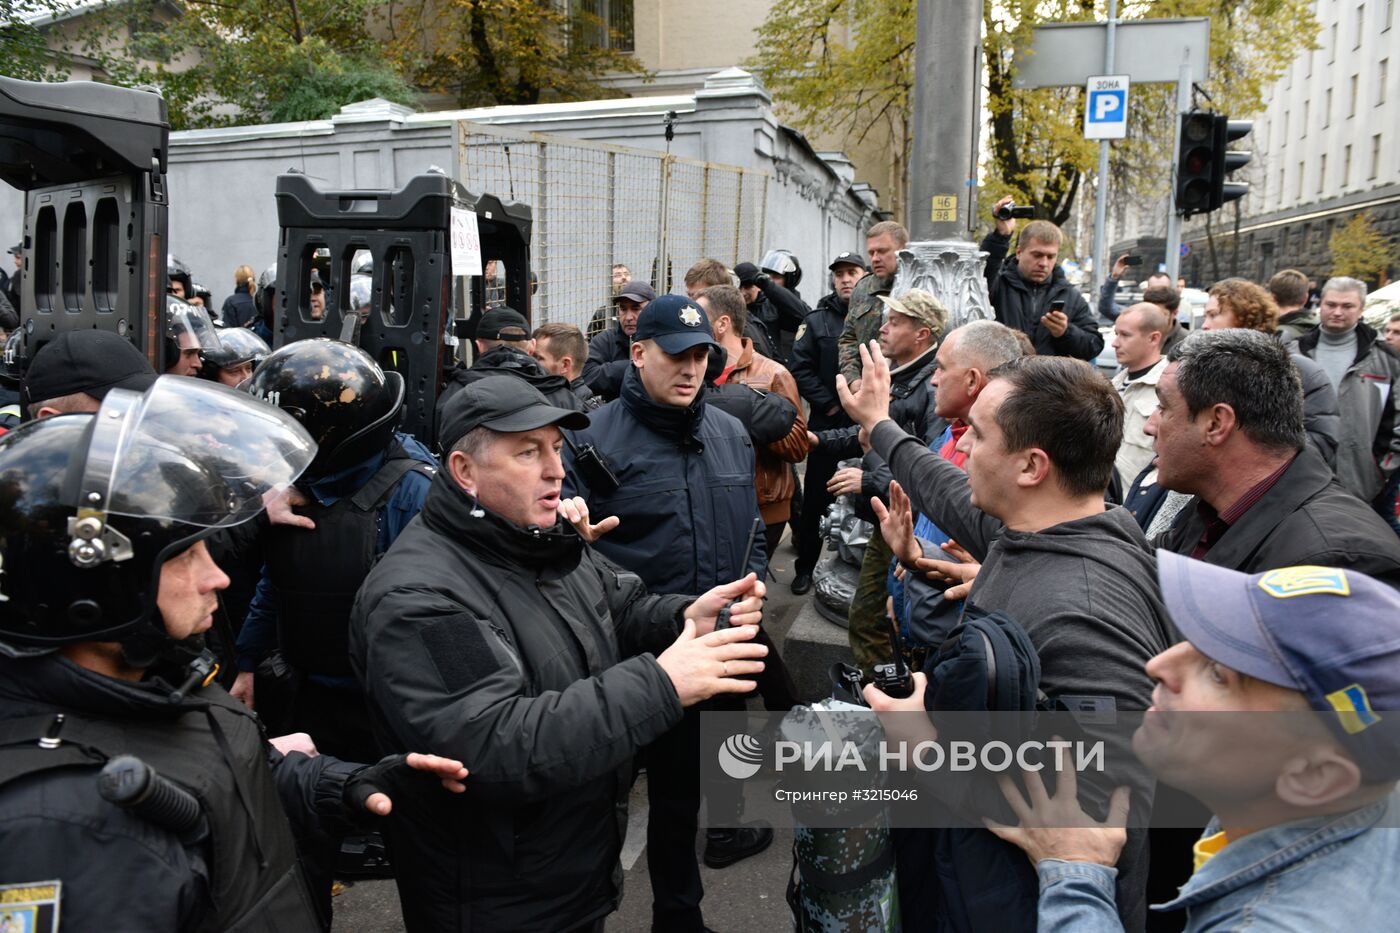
[1,189,1399,933]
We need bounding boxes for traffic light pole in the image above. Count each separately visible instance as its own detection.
[1164,62,1192,285]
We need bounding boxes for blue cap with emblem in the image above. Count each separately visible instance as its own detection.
[1156,550,1400,779]
[632,294,722,355]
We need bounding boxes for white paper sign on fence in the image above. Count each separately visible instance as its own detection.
[450,207,483,276]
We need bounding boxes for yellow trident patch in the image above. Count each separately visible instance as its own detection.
[1256,566,1351,600]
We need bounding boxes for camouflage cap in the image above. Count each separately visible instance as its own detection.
[878,289,948,337]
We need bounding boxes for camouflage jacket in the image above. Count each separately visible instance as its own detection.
[837,272,893,382]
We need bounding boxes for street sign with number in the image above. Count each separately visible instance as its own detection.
[1085,75,1130,139]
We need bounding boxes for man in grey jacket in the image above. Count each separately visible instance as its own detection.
[843,342,1172,931]
[1293,277,1400,515]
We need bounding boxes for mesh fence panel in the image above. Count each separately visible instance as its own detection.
[456,121,769,335]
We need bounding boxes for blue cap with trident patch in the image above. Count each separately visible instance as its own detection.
[1156,550,1400,780]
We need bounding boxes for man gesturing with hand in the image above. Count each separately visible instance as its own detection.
[350,377,767,933]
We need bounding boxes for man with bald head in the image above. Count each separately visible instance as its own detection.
[1111,303,1171,487]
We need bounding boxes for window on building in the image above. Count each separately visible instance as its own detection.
[1302,100,1310,135]
[1372,133,1383,179]
[1324,88,1332,126]
[1356,3,1366,48]
[1283,110,1290,140]
[1318,154,1327,194]
[1386,0,1395,31]
[1279,167,1286,206]
[1329,23,1338,62]
[570,0,635,52]
[1343,144,1353,186]
[1350,74,1359,116]
[1380,60,1389,104]
[1298,161,1306,198]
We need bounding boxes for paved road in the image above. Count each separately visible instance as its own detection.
[333,533,815,932]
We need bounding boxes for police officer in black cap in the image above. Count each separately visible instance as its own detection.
[436,306,584,439]
[0,375,467,932]
[788,251,867,593]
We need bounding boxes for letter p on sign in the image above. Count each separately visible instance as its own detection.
[1084,75,1130,140]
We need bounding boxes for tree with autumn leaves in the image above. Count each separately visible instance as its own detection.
[749,0,1319,230]
[36,0,641,129]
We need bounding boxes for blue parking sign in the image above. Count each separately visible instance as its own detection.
[1084,75,1130,140]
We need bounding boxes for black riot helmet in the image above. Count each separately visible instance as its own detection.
[199,326,271,384]
[760,249,803,290]
[245,339,405,480]
[0,377,315,663]
[164,294,222,374]
[167,253,193,299]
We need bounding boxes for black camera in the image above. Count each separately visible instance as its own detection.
[995,203,1036,221]
[871,614,915,698]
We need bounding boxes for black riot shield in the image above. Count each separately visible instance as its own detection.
[273,171,531,448]
[0,77,170,370]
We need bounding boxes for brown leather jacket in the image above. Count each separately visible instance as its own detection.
[719,338,811,524]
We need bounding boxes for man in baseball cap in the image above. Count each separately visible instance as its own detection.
[988,552,1400,931]
[582,281,658,402]
[350,372,767,930]
[563,292,774,922]
[21,329,157,420]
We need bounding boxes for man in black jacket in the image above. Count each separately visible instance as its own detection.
[438,307,585,432]
[844,343,1172,931]
[736,258,809,364]
[349,376,767,933]
[1148,329,1400,584]
[562,295,772,928]
[0,377,465,933]
[980,196,1104,360]
[790,251,867,592]
[584,280,656,400]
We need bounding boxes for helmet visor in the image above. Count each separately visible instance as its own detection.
[760,250,795,276]
[81,377,316,528]
[167,296,222,352]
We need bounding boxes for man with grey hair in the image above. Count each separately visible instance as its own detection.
[1294,276,1400,512]
[1146,329,1400,582]
[885,319,1024,655]
[349,376,769,932]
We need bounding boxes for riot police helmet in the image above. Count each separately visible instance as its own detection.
[165,295,221,375]
[245,339,405,480]
[199,326,271,386]
[759,249,802,290]
[0,376,315,662]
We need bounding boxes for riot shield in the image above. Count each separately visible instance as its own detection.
[273,171,531,447]
[0,77,169,370]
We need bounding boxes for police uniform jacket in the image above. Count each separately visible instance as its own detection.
[0,652,363,932]
[789,292,852,432]
[349,470,693,933]
[563,365,768,595]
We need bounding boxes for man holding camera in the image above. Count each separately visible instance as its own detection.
[981,195,1104,361]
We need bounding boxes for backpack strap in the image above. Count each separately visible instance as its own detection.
[349,444,437,512]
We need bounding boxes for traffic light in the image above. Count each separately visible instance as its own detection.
[1175,112,1254,217]
[1211,118,1253,211]
[1175,112,1216,217]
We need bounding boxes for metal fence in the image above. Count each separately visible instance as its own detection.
[455,120,769,334]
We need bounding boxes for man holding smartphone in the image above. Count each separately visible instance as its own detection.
[980,195,1104,361]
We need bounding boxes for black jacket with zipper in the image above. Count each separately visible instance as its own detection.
[349,470,694,932]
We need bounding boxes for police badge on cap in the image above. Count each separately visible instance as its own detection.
[633,295,722,355]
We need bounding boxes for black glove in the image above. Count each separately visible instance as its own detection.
[343,754,411,815]
[734,262,761,287]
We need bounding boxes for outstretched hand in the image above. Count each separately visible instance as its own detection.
[347,753,469,817]
[984,739,1130,868]
[836,341,893,431]
[871,480,919,565]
